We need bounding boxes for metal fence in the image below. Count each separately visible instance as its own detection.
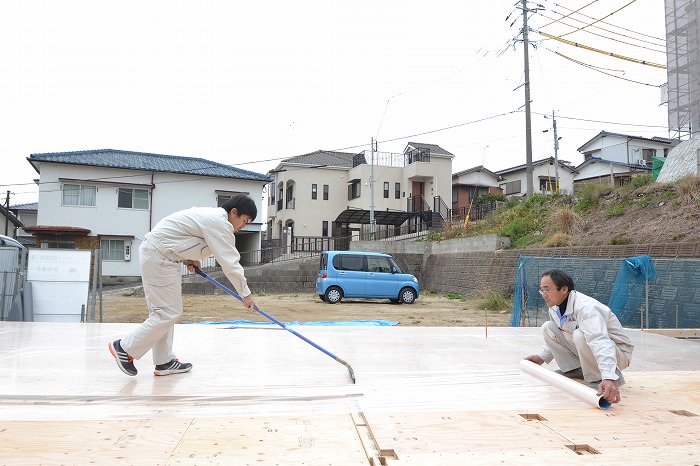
[0,247,27,321]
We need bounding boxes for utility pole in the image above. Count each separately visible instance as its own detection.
[522,0,534,198]
[370,138,376,239]
[552,110,560,194]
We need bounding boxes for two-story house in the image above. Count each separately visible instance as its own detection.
[451,165,502,215]
[575,131,679,191]
[266,142,454,246]
[9,202,38,247]
[25,149,272,280]
[496,157,578,197]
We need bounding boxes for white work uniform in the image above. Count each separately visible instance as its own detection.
[537,290,634,383]
[121,207,250,364]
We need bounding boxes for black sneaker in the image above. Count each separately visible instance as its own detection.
[154,359,192,376]
[108,339,137,376]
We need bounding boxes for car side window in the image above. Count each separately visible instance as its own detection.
[367,256,391,273]
[334,255,366,271]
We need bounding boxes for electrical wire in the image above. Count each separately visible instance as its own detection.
[549,0,664,43]
[557,0,639,39]
[550,49,661,86]
[536,30,666,68]
[539,0,599,29]
[538,12,665,53]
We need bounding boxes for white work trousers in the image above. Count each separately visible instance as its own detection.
[120,241,183,365]
[542,320,631,383]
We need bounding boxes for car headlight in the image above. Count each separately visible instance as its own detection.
[413,277,418,283]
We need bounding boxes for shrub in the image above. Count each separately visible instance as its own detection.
[629,175,653,189]
[423,231,444,242]
[475,192,507,205]
[676,175,700,206]
[550,206,581,235]
[610,233,631,245]
[605,204,626,217]
[544,232,571,247]
[575,183,609,212]
[478,291,512,311]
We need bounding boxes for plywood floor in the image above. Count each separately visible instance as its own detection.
[1,322,699,465]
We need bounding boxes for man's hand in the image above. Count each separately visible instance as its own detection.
[185,260,201,274]
[524,355,545,365]
[242,294,257,310]
[597,379,621,403]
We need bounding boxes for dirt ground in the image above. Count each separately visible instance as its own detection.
[100,288,512,327]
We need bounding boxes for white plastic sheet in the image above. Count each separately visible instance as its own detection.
[520,359,611,410]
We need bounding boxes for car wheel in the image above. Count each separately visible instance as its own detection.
[399,287,416,304]
[325,286,343,304]
[319,294,326,302]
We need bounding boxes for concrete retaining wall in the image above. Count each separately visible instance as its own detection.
[183,240,700,299]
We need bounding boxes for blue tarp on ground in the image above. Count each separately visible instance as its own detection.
[183,319,399,327]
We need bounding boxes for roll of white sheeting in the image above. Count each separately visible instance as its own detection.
[519,359,611,410]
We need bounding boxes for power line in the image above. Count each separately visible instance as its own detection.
[550,49,662,86]
[536,30,666,68]
[538,12,665,53]
[557,0,639,39]
[549,1,664,43]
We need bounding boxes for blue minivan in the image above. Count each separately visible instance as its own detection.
[315,251,419,304]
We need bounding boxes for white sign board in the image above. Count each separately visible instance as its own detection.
[27,249,92,323]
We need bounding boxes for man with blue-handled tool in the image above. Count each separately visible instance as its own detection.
[108,194,258,377]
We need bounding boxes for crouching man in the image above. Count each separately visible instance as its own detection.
[524,269,634,404]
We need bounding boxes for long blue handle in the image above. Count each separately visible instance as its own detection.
[194,268,356,383]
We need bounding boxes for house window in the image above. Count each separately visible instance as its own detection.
[41,234,75,249]
[642,149,655,163]
[322,221,328,236]
[62,184,96,207]
[539,178,556,193]
[501,180,521,195]
[312,184,318,200]
[269,184,275,205]
[118,188,150,209]
[101,239,126,261]
[348,181,361,200]
[323,184,329,200]
[383,182,389,198]
[395,183,401,199]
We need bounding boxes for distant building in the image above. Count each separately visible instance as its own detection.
[26,149,271,279]
[451,166,502,213]
[496,157,578,197]
[9,202,37,247]
[266,142,454,244]
[574,132,679,190]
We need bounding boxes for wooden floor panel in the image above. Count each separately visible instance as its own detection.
[1,322,699,465]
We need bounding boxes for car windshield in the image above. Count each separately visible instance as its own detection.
[389,258,404,274]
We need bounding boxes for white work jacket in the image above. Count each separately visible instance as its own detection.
[539,290,634,380]
[144,207,251,297]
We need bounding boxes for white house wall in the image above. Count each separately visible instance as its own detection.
[37,163,265,278]
[268,155,454,237]
[582,135,670,165]
[271,166,349,237]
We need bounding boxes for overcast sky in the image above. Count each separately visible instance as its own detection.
[0,0,667,206]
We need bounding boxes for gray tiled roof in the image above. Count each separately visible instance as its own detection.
[10,202,38,211]
[405,142,454,157]
[27,149,272,182]
[280,150,358,168]
[495,157,578,175]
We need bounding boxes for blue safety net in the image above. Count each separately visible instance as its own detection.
[607,255,658,324]
[511,255,700,328]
